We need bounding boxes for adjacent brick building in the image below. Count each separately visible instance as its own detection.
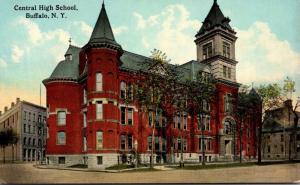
[0,98,47,162]
[43,0,259,168]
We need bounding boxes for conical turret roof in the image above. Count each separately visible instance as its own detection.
[197,0,234,35]
[87,2,122,52]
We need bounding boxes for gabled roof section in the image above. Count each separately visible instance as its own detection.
[87,3,122,52]
[197,0,234,35]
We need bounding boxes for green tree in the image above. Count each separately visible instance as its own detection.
[6,129,19,163]
[283,77,299,161]
[256,83,282,164]
[0,130,9,163]
[186,71,216,166]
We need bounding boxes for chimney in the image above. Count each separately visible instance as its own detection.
[11,102,15,108]
[284,99,293,109]
[16,97,20,103]
[4,106,8,112]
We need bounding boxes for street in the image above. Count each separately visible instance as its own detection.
[0,163,300,183]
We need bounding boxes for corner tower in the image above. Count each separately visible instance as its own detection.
[195,0,238,83]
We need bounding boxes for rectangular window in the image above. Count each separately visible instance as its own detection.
[183,139,187,151]
[96,102,103,120]
[177,114,181,130]
[120,81,126,99]
[297,134,300,141]
[281,134,284,142]
[24,111,27,120]
[120,135,126,150]
[29,112,31,121]
[203,42,212,59]
[223,41,230,58]
[57,132,66,145]
[228,67,231,79]
[155,137,159,151]
[128,135,133,150]
[58,157,65,164]
[83,137,87,151]
[267,145,271,153]
[148,112,153,127]
[97,156,103,165]
[281,145,284,153]
[33,126,36,133]
[96,131,103,150]
[183,115,187,130]
[96,73,103,91]
[83,112,87,128]
[128,83,133,100]
[128,108,133,125]
[38,115,41,122]
[28,125,31,134]
[24,124,26,133]
[33,113,35,122]
[121,107,126,125]
[178,138,182,151]
[83,88,87,104]
[147,136,152,150]
[223,66,227,78]
[57,111,66,126]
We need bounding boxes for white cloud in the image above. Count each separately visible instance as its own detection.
[16,17,42,44]
[0,58,7,68]
[113,26,128,35]
[73,21,93,37]
[11,45,24,63]
[133,4,201,64]
[236,21,300,84]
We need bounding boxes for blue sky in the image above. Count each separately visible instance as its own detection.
[0,0,299,109]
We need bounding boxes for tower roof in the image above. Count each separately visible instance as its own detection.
[87,2,122,52]
[197,0,234,35]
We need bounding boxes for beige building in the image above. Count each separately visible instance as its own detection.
[0,98,47,162]
[262,100,300,160]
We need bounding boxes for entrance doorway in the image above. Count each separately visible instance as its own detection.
[225,140,232,155]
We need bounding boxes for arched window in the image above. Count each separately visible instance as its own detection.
[120,81,126,99]
[95,72,103,91]
[224,118,235,135]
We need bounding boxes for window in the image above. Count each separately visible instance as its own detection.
[148,112,153,127]
[23,137,27,145]
[147,136,152,150]
[183,139,187,151]
[203,42,212,59]
[223,66,227,78]
[24,111,27,120]
[96,131,103,150]
[57,132,66,145]
[222,41,230,58]
[177,138,182,151]
[83,137,87,151]
[96,102,103,120]
[33,126,36,133]
[128,135,133,150]
[224,120,232,134]
[28,138,31,146]
[267,145,271,153]
[155,137,159,151]
[297,134,300,141]
[33,139,35,146]
[24,124,26,133]
[120,81,126,99]
[83,112,87,128]
[281,145,284,153]
[162,138,166,151]
[83,88,87,104]
[281,134,284,142]
[28,125,31,134]
[38,115,41,123]
[57,111,66,126]
[120,135,126,150]
[33,113,36,122]
[228,68,231,79]
[121,107,126,125]
[224,94,233,113]
[173,114,177,129]
[183,115,187,130]
[97,156,103,165]
[29,112,31,121]
[177,114,181,130]
[58,157,65,164]
[128,83,133,100]
[95,72,103,91]
[128,108,133,125]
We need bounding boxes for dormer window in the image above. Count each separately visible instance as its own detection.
[65,54,72,61]
[202,42,212,60]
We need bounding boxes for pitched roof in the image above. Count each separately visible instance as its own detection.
[197,0,234,35]
[87,3,122,51]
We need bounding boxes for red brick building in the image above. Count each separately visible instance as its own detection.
[43,1,259,168]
